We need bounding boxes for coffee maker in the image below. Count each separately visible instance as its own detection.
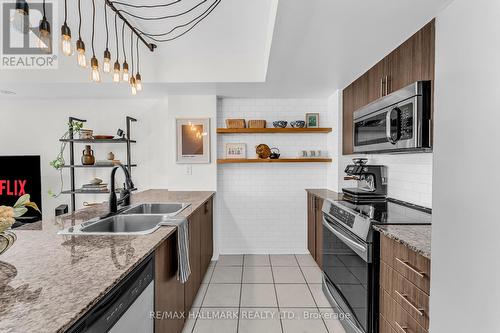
[342,158,387,203]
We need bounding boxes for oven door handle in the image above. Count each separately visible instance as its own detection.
[323,221,366,253]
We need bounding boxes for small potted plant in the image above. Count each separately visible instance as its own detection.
[0,194,41,255]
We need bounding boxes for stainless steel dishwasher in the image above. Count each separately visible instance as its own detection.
[67,255,154,333]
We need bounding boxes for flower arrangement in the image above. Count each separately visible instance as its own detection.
[0,194,41,233]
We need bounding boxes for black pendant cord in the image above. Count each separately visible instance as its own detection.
[122,21,127,62]
[42,0,46,20]
[116,0,208,21]
[110,0,180,9]
[91,0,96,57]
[136,36,140,74]
[104,2,109,50]
[130,31,134,76]
[114,13,120,60]
[78,0,82,39]
[142,0,221,43]
[64,0,68,24]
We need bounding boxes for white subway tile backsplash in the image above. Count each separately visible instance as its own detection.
[217,98,329,254]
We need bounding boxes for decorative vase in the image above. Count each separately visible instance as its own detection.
[0,230,17,255]
[81,145,95,165]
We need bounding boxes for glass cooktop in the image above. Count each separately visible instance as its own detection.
[336,197,432,225]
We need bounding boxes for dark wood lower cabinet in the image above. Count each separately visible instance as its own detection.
[307,193,324,269]
[154,197,214,333]
[155,234,185,333]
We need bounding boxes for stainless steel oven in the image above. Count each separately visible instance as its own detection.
[322,201,376,333]
[353,81,432,154]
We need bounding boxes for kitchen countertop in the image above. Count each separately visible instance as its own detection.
[0,189,214,333]
[306,189,343,201]
[373,224,431,259]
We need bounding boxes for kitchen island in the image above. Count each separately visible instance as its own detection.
[0,189,214,333]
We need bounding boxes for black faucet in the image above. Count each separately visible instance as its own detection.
[109,164,135,214]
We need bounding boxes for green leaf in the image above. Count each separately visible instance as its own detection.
[13,207,28,218]
[13,194,30,208]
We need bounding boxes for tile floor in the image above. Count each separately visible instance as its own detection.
[182,254,347,333]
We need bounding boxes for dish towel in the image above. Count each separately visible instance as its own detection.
[160,217,191,283]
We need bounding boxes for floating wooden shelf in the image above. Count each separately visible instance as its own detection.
[217,128,332,134]
[217,158,332,164]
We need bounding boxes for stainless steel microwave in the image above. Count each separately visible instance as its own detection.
[353,81,432,154]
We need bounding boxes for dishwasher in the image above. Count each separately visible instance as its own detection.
[67,255,154,333]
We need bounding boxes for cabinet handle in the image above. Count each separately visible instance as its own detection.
[395,321,408,333]
[380,77,385,97]
[395,258,426,278]
[394,290,425,316]
[385,75,390,95]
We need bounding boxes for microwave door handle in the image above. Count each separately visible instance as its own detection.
[323,221,367,253]
[386,110,393,144]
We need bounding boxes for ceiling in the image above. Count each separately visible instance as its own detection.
[0,0,452,99]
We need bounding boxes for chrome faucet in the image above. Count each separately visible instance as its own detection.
[109,164,135,213]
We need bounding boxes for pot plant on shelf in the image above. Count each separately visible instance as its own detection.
[0,194,41,255]
[48,120,84,197]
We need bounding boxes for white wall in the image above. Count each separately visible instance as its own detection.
[0,95,217,219]
[430,1,500,332]
[327,91,433,208]
[216,98,329,254]
[165,95,217,191]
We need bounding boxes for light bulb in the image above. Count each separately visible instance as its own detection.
[90,56,101,82]
[103,49,111,73]
[76,39,87,67]
[11,0,29,34]
[113,61,121,83]
[130,77,137,96]
[135,73,143,91]
[38,17,51,53]
[60,23,72,56]
[122,61,129,82]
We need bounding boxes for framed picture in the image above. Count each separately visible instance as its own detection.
[176,118,211,164]
[225,143,246,159]
[306,113,320,128]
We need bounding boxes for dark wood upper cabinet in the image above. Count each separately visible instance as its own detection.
[342,19,435,155]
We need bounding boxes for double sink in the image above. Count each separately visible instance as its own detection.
[59,203,190,235]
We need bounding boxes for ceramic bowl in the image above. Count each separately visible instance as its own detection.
[272,120,288,128]
[290,120,306,128]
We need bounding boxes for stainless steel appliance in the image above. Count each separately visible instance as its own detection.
[322,198,431,333]
[343,159,387,203]
[353,81,432,154]
[67,255,154,333]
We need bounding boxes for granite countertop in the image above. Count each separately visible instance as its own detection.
[306,189,343,201]
[373,225,431,259]
[0,189,214,333]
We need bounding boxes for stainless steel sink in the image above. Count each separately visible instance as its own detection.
[58,214,169,235]
[122,203,190,217]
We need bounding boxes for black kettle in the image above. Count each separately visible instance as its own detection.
[269,147,281,159]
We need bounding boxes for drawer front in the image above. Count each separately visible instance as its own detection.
[380,260,393,292]
[393,270,430,329]
[391,296,427,333]
[380,314,396,333]
[381,234,431,294]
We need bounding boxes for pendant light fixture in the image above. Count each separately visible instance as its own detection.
[90,0,101,82]
[12,0,29,34]
[129,32,137,95]
[38,0,52,53]
[121,22,129,82]
[60,0,72,56]
[112,14,121,82]
[103,3,111,73]
[76,0,87,67]
[135,36,143,91]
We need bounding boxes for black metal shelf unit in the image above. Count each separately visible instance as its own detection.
[63,116,137,212]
